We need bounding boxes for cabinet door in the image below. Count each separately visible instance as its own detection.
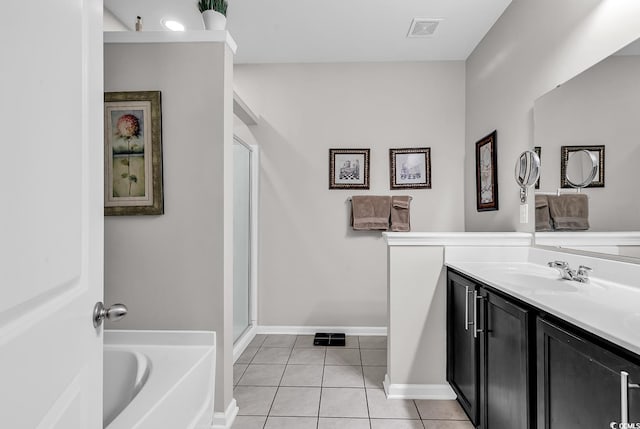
[537,317,640,429]
[479,288,534,429]
[447,271,479,425]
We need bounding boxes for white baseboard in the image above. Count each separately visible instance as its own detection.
[210,399,238,429]
[383,375,456,400]
[233,325,257,363]
[256,325,387,336]
[233,325,385,363]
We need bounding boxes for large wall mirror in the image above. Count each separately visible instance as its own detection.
[533,36,640,259]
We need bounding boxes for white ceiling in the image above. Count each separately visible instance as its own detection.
[104,0,512,63]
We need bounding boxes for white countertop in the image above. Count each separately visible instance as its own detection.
[446,258,640,356]
[535,231,640,247]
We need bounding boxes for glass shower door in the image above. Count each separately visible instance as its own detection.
[233,141,251,342]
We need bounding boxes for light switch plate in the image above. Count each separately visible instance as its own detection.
[520,203,529,224]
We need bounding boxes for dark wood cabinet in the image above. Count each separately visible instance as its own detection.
[479,288,534,429]
[448,269,640,429]
[447,271,479,425]
[447,270,534,428]
[537,317,640,429]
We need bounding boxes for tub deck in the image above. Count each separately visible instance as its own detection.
[104,330,216,429]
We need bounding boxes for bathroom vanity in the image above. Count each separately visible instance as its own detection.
[446,259,640,429]
[383,232,640,429]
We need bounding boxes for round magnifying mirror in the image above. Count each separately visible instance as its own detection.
[514,150,541,189]
[565,149,597,188]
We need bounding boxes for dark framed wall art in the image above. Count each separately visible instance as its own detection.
[560,145,605,188]
[389,147,431,189]
[329,148,370,189]
[475,130,498,211]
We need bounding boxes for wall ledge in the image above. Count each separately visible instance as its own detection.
[383,232,532,247]
[104,30,238,54]
[535,231,640,247]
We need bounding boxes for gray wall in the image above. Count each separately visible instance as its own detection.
[104,42,234,415]
[234,62,466,328]
[464,0,640,232]
[535,55,640,231]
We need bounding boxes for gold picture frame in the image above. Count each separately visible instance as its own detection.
[104,91,164,215]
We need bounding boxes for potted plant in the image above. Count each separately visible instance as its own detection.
[198,0,228,30]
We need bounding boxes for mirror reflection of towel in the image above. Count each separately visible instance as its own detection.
[548,194,589,230]
[535,195,552,232]
[351,196,391,230]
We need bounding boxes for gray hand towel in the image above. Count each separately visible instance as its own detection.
[547,194,589,231]
[351,196,391,230]
[535,195,553,232]
[391,196,411,232]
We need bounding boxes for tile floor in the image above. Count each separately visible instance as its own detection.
[232,334,473,429]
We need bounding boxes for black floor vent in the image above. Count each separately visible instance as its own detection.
[313,332,346,346]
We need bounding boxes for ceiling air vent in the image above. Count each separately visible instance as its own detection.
[407,18,442,38]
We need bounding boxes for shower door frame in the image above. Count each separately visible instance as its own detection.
[233,136,259,347]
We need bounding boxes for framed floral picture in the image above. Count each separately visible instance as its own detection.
[475,130,498,211]
[329,148,370,189]
[389,148,431,189]
[104,91,164,215]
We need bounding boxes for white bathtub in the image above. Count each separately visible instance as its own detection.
[104,330,216,429]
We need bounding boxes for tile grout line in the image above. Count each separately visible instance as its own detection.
[260,335,295,429]
[412,399,426,429]
[233,363,249,389]
[316,336,327,429]
[356,338,373,429]
[354,336,374,429]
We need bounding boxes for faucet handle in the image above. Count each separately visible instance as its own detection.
[578,265,592,275]
[548,260,569,268]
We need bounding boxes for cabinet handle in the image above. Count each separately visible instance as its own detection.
[622,371,629,424]
[474,291,484,338]
[621,371,640,424]
[465,285,471,331]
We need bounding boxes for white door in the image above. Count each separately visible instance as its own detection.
[0,1,104,428]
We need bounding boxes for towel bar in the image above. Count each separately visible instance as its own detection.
[346,196,413,202]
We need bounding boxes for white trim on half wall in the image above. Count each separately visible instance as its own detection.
[383,374,456,400]
[210,398,238,429]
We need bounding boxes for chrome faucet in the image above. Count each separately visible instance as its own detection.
[548,260,592,283]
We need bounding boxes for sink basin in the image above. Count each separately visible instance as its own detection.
[499,271,580,294]
[475,264,581,294]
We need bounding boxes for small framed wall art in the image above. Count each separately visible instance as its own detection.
[475,130,499,211]
[329,148,370,189]
[560,145,605,188]
[389,147,431,189]
[104,91,164,216]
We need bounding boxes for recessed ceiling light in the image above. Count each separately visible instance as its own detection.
[407,18,442,38]
[162,19,185,32]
